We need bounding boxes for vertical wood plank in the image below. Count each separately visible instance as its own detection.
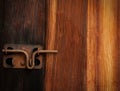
[0,0,46,91]
[87,0,119,91]
[45,0,88,91]
[45,0,57,91]
[98,0,118,91]
[87,0,99,91]
[116,0,120,91]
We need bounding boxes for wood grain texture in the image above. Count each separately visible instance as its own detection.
[0,0,45,91]
[117,1,120,91]
[45,0,120,91]
[45,0,88,91]
[98,0,118,91]
[3,0,45,44]
[0,0,119,91]
[87,0,119,91]
[87,0,99,91]
[45,0,57,91]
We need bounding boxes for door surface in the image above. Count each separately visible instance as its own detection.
[0,0,45,91]
[0,0,120,91]
[45,0,120,91]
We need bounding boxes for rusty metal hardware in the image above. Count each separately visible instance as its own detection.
[30,49,58,69]
[2,49,30,69]
[2,44,58,69]
[2,44,43,69]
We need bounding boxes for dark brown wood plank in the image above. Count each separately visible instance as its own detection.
[116,0,120,91]
[0,0,46,91]
[3,0,45,44]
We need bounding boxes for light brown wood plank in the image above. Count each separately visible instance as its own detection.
[87,0,119,91]
[45,0,57,91]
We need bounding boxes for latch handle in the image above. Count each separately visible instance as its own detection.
[29,49,58,69]
[2,49,58,69]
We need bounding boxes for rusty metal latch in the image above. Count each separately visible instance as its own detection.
[2,44,58,69]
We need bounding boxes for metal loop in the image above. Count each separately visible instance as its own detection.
[2,49,30,69]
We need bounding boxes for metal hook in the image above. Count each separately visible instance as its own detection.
[29,49,58,69]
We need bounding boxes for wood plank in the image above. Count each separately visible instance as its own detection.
[45,0,57,91]
[0,0,46,91]
[87,0,119,91]
[87,0,99,91]
[45,0,88,91]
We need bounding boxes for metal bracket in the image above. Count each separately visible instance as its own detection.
[2,44,58,69]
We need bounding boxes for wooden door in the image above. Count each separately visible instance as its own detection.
[0,0,120,91]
